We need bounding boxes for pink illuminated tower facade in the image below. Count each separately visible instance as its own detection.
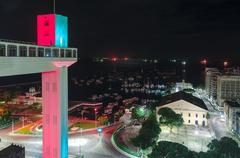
[37,14,72,158]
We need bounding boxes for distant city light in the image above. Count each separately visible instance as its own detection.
[200,59,207,65]
[112,57,118,62]
[181,61,187,65]
[124,57,129,61]
[224,61,228,67]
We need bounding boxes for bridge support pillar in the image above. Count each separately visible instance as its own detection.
[42,66,68,158]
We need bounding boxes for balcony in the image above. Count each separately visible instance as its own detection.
[0,40,77,59]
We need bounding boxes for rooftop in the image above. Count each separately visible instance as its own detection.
[157,91,208,110]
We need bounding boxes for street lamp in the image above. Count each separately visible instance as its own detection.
[94,108,97,128]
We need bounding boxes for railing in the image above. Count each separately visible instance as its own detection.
[0,41,77,59]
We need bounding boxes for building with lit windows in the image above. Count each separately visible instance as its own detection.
[205,68,220,99]
[156,91,208,127]
[217,75,240,107]
[224,101,240,133]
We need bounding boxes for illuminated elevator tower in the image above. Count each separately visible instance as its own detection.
[37,14,70,158]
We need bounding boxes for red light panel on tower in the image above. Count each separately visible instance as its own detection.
[37,14,55,46]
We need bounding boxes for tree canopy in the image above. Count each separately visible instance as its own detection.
[131,114,161,150]
[158,107,184,131]
[148,141,198,158]
[207,137,240,158]
[148,137,240,158]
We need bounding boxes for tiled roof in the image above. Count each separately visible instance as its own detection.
[157,91,208,110]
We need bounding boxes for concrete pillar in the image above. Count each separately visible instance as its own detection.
[42,66,68,158]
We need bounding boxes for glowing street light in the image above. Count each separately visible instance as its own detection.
[112,57,117,62]
[224,61,228,67]
[94,108,97,128]
[200,59,207,65]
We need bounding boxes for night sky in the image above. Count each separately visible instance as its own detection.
[0,0,240,59]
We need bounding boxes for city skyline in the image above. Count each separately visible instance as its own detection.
[0,0,240,59]
[1,1,240,158]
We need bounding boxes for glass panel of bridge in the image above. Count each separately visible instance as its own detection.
[19,46,27,57]
[0,44,6,56]
[60,49,65,57]
[29,47,36,57]
[65,49,72,58]
[52,48,59,57]
[7,45,17,57]
[38,48,44,57]
[73,50,77,58]
[45,48,51,57]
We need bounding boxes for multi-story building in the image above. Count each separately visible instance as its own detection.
[205,68,220,99]
[224,101,240,133]
[217,75,240,107]
[156,91,208,127]
[236,112,240,135]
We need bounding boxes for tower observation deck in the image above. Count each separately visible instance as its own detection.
[0,13,78,158]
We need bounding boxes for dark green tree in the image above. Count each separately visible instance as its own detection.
[207,137,240,158]
[148,141,197,158]
[158,107,184,132]
[131,114,161,150]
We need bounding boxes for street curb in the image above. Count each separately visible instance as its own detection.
[111,127,140,158]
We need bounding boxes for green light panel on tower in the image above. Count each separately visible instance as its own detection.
[55,15,68,48]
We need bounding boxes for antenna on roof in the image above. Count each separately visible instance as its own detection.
[53,0,56,14]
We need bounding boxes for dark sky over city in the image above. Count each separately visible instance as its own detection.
[0,0,240,59]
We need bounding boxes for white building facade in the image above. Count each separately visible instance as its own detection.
[156,92,208,127]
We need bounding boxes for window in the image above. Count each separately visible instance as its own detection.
[203,114,205,118]
[196,114,198,118]
[0,44,6,56]
[188,120,190,123]
[73,49,77,58]
[189,113,191,117]
[202,121,205,127]
[195,120,198,125]
[19,46,27,57]
[29,47,36,57]
[45,48,51,57]
[38,48,44,57]
[65,49,72,57]
[60,49,65,57]
[7,45,17,56]
[52,49,59,57]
